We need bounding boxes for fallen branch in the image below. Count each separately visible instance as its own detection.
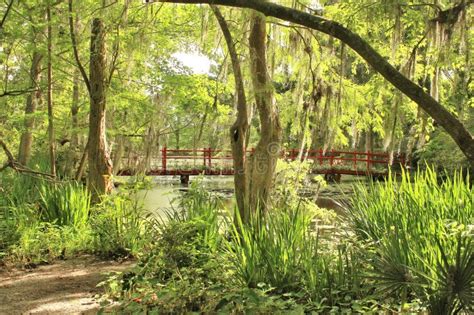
[0,139,55,178]
[0,88,37,98]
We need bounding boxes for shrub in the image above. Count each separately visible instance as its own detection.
[104,177,373,313]
[0,173,42,255]
[134,181,224,281]
[0,204,37,255]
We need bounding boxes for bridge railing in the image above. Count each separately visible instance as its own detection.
[147,147,405,175]
[117,148,405,176]
[286,149,405,174]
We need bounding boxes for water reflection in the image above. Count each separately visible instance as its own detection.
[131,176,235,216]
[122,175,366,217]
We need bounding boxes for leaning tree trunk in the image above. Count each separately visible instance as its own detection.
[88,18,112,202]
[211,6,250,222]
[247,11,282,213]
[18,51,42,166]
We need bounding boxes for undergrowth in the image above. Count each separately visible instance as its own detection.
[101,167,473,314]
[1,166,472,313]
[0,172,153,266]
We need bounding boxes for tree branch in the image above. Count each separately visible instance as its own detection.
[68,0,91,95]
[431,0,473,24]
[0,88,37,97]
[0,0,14,30]
[0,138,55,178]
[107,29,120,87]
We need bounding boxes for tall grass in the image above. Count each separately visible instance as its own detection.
[227,201,365,311]
[38,181,91,227]
[228,203,315,291]
[91,193,153,257]
[1,173,41,206]
[348,167,473,314]
[164,180,223,251]
[0,173,41,252]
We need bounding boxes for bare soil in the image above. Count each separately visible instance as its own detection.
[0,256,134,315]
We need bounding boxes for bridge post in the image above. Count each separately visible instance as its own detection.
[367,151,371,173]
[162,146,167,174]
[208,147,212,169]
[319,149,322,166]
[330,149,334,167]
[353,152,357,171]
[400,153,406,167]
[180,174,189,185]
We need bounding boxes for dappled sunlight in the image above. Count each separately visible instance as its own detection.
[0,257,133,314]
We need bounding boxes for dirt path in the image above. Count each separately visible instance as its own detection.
[0,256,134,315]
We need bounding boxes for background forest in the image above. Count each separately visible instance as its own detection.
[0,0,472,174]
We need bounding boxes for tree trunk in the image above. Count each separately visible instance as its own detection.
[66,71,80,177]
[75,139,88,181]
[140,127,155,173]
[18,52,42,166]
[46,5,56,177]
[197,102,209,145]
[160,0,474,169]
[211,6,250,221]
[365,127,373,153]
[88,18,112,201]
[247,11,282,213]
[112,135,125,175]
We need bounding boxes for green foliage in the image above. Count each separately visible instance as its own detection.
[228,203,316,291]
[6,223,93,266]
[228,201,370,312]
[91,192,153,259]
[418,116,474,170]
[348,167,473,314]
[0,174,153,265]
[0,172,42,207]
[101,184,229,313]
[38,182,91,227]
[136,180,224,281]
[168,179,223,250]
[102,183,375,313]
[0,174,43,253]
[100,168,473,313]
[0,204,36,257]
[274,160,334,223]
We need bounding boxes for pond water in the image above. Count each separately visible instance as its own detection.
[121,175,368,215]
[130,176,235,216]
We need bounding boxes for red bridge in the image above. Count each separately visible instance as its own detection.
[117,148,405,181]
